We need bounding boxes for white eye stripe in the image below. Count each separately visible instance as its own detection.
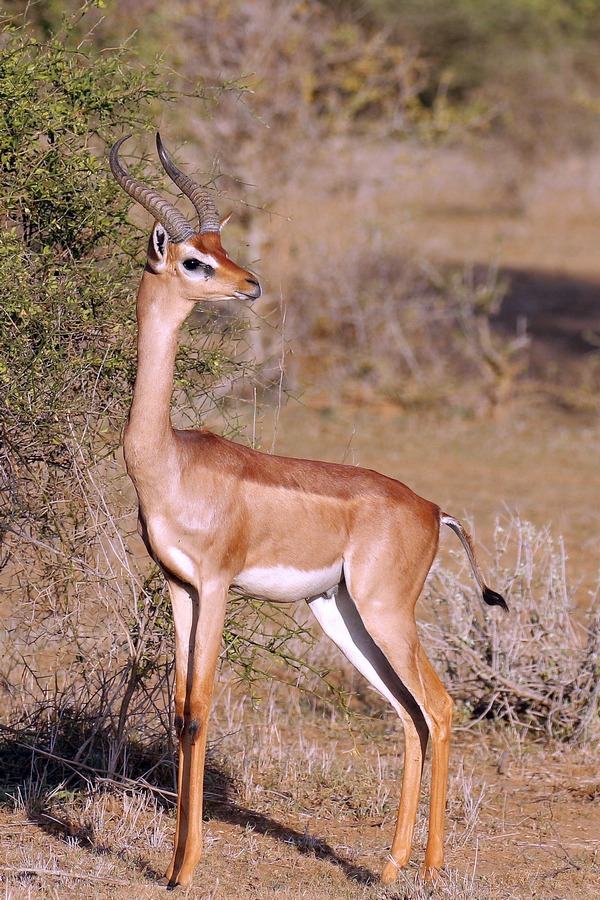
[198,254,219,267]
[181,249,220,268]
[181,255,221,276]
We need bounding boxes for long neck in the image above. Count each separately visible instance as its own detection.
[126,272,184,457]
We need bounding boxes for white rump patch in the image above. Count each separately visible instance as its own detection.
[231,562,343,603]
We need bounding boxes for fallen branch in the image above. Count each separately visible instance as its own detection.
[0,865,128,885]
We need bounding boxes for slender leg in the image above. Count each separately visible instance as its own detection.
[356,602,453,882]
[164,578,194,883]
[380,720,427,883]
[415,647,453,877]
[308,585,431,881]
[164,577,228,888]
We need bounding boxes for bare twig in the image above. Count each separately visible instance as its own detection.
[0,866,128,885]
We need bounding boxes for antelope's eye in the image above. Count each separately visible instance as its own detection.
[182,258,215,276]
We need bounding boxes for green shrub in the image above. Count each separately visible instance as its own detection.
[0,7,262,782]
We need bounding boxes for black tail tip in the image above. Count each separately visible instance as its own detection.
[483,587,509,612]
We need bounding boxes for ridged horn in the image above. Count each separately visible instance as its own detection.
[109,135,195,243]
[156,132,221,235]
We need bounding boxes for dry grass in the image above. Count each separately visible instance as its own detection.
[2,680,599,898]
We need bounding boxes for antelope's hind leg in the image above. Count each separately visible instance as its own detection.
[356,596,453,882]
[165,576,228,888]
[308,582,453,884]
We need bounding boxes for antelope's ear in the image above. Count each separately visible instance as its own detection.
[220,211,233,232]
[146,222,169,272]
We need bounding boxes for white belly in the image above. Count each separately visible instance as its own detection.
[231,561,343,603]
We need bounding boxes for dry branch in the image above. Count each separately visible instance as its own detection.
[0,866,128,885]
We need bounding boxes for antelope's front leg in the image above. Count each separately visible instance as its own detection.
[165,577,228,888]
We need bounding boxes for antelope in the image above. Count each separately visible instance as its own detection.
[109,134,507,889]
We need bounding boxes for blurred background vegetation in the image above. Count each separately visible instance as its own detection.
[1,0,599,794]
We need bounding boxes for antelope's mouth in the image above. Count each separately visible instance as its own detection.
[234,285,261,302]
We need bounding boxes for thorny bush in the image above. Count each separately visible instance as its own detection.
[422,516,600,743]
[0,7,284,786]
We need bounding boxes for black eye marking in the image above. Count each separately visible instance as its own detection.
[182,258,215,276]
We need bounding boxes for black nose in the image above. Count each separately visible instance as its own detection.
[245,277,261,300]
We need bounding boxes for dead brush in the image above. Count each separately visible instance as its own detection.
[421,515,600,743]
[278,227,537,417]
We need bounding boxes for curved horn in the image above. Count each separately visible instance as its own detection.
[156,133,221,235]
[109,136,195,243]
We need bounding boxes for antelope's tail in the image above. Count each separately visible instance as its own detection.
[441,513,508,611]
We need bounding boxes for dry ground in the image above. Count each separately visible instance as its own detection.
[1,686,599,900]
